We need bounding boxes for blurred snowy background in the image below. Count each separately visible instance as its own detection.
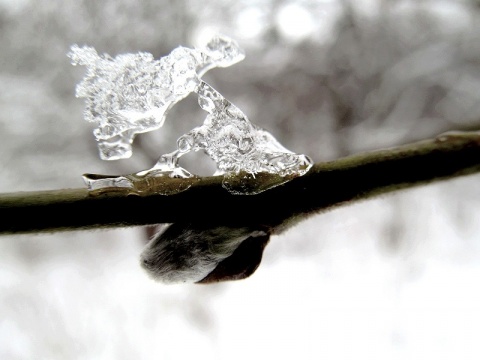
[1,0,480,359]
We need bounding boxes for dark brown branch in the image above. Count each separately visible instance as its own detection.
[0,131,479,235]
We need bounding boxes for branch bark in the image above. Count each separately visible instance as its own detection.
[1,130,479,235]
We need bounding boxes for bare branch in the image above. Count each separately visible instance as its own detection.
[0,131,479,235]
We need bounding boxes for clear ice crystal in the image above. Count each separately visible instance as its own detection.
[71,36,313,195]
[154,81,312,177]
[68,35,245,160]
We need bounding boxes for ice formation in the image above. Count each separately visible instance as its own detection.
[71,35,313,195]
[68,35,245,160]
[149,81,313,194]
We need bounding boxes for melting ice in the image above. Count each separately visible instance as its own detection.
[71,35,313,195]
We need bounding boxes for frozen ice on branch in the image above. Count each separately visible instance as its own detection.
[70,35,313,195]
[69,35,245,160]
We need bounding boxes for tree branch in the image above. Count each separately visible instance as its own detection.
[1,131,479,235]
